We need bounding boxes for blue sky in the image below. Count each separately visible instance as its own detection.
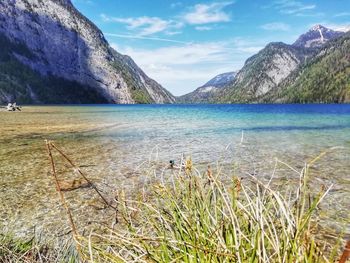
[72,0,350,95]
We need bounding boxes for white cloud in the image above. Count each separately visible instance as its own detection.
[282,5,316,15]
[182,1,233,25]
[261,22,290,31]
[270,0,316,16]
[119,43,229,66]
[165,31,182,36]
[195,26,213,31]
[101,1,234,36]
[101,14,182,36]
[322,23,350,32]
[334,12,350,17]
[105,33,189,44]
[111,38,263,95]
[294,12,324,17]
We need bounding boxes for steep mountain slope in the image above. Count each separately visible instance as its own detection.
[217,43,315,103]
[178,72,237,103]
[215,25,345,103]
[270,31,350,103]
[0,0,175,104]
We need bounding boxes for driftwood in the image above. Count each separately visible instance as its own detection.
[45,140,119,233]
[45,140,81,256]
[49,142,115,209]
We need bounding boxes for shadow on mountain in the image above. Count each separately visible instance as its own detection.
[0,5,110,104]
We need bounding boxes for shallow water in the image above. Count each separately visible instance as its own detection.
[0,104,349,239]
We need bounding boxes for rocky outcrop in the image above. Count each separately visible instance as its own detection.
[0,0,175,104]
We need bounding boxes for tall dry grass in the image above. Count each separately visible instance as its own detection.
[77,157,344,262]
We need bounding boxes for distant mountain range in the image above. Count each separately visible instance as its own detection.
[178,72,237,103]
[0,0,175,104]
[181,25,350,103]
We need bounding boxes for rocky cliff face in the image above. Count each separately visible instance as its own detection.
[0,0,175,104]
[217,43,315,103]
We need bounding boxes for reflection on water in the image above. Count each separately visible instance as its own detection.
[0,104,349,239]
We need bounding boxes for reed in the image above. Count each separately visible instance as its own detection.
[77,158,345,262]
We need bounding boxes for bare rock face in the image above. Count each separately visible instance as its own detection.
[216,42,315,102]
[0,0,175,104]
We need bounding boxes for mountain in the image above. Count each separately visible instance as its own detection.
[217,42,316,103]
[212,26,344,103]
[269,31,350,103]
[0,0,175,104]
[293,24,344,48]
[178,72,237,103]
[202,72,237,87]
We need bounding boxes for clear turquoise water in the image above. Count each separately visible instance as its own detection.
[0,104,349,238]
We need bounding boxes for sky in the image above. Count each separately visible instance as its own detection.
[72,0,350,96]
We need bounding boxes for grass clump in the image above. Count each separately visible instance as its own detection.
[0,233,79,263]
[81,162,339,262]
[0,234,37,262]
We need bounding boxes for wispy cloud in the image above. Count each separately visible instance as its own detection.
[118,43,230,66]
[270,0,317,16]
[101,2,234,36]
[182,1,233,25]
[106,33,190,44]
[101,14,182,36]
[321,23,350,32]
[334,12,350,17]
[170,2,183,9]
[260,22,290,31]
[164,31,182,36]
[195,26,213,31]
[294,12,324,17]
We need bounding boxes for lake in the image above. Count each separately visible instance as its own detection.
[0,104,349,240]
